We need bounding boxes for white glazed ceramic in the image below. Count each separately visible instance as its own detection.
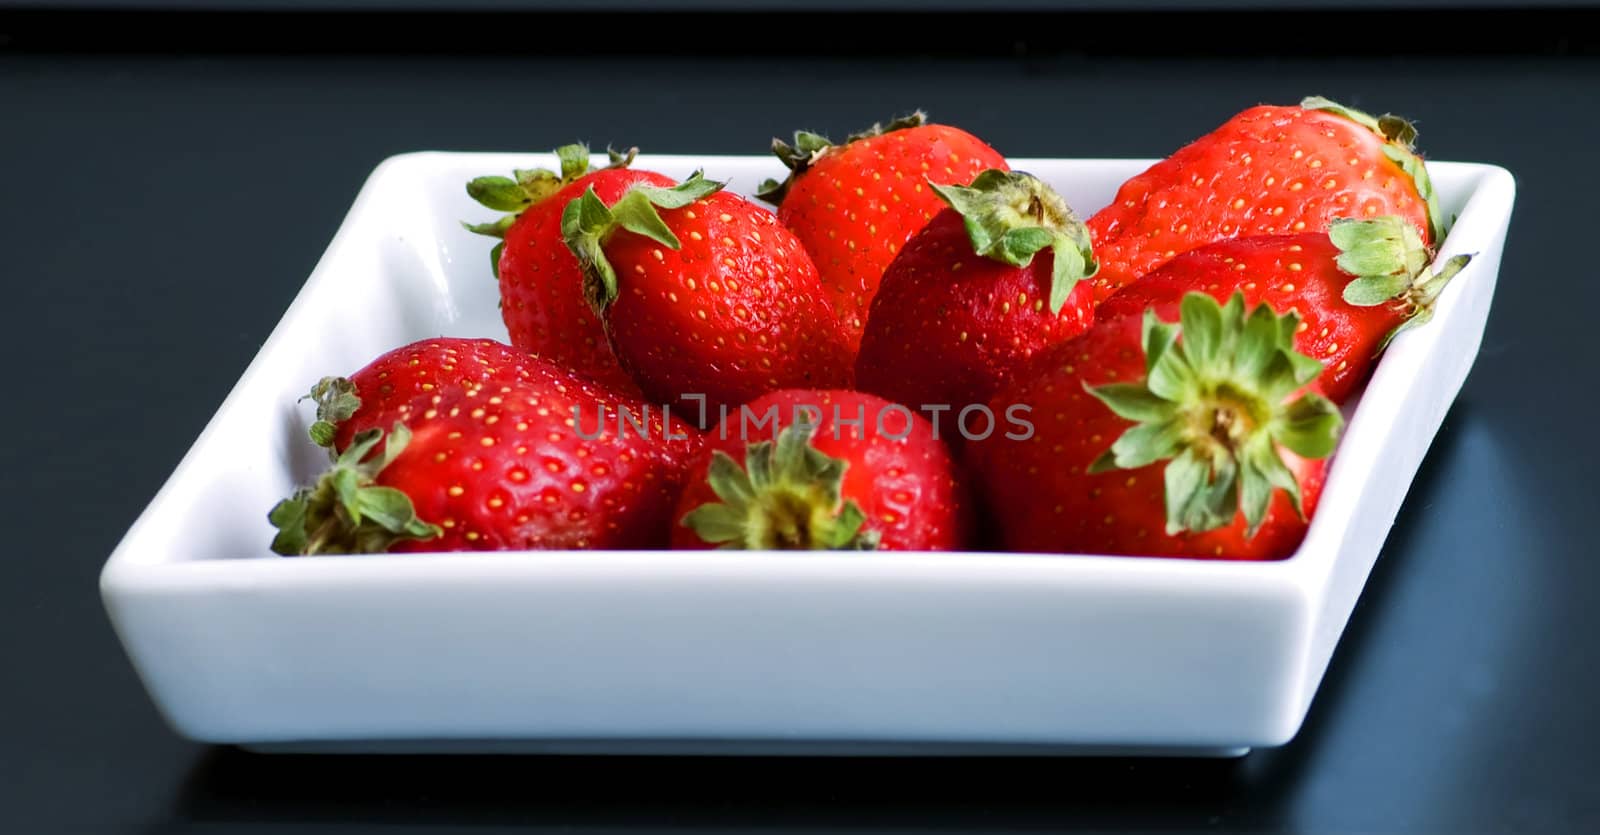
[99,153,1515,756]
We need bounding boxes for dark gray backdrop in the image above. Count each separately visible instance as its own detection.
[1,7,1596,834]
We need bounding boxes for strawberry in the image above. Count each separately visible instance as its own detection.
[1086,96,1444,300]
[301,337,551,452]
[1096,216,1472,403]
[671,389,972,551]
[755,112,1009,351]
[465,144,669,392]
[855,169,1097,416]
[967,292,1344,560]
[562,173,853,426]
[270,345,701,554]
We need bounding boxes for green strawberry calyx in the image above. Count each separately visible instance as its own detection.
[1086,292,1345,538]
[462,143,637,279]
[754,110,927,205]
[1329,215,1473,346]
[561,171,726,315]
[1301,96,1446,244]
[303,375,362,449]
[269,421,441,556]
[680,417,881,551]
[929,169,1098,315]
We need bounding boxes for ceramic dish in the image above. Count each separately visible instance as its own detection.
[99,153,1515,755]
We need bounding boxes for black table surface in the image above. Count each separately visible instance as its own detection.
[4,9,1598,834]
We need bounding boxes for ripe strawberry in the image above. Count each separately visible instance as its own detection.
[1086,96,1444,300]
[967,292,1344,560]
[671,389,972,551]
[301,337,552,452]
[855,169,1097,415]
[562,173,853,426]
[270,347,701,554]
[465,144,669,392]
[755,112,1009,351]
[1096,216,1472,403]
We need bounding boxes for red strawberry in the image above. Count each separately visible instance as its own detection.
[1096,216,1472,403]
[270,346,701,554]
[465,144,669,392]
[562,173,853,426]
[1087,96,1444,300]
[671,389,972,551]
[755,112,1009,351]
[855,169,1097,415]
[302,337,553,452]
[967,292,1344,560]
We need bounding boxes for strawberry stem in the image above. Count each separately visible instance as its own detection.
[680,418,879,551]
[1086,292,1344,537]
[560,172,726,315]
[927,170,1098,314]
[302,376,361,449]
[269,424,441,556]
[461,143,638,279]
[1327,216,1475,348]
[755,110,928,205]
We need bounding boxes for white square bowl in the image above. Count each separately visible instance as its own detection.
[99,152,1515,756]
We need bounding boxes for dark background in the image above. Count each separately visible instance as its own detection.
[3,5,1597,834]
